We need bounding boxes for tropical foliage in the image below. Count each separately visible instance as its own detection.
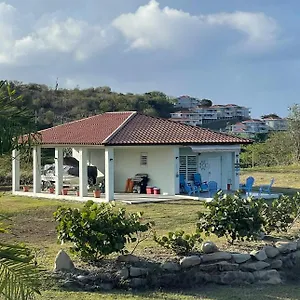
[54,201,153,261]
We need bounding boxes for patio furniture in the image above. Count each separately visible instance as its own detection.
[259,178,275,195]
[208,181,218,197]
[179,174,198,196]
[239,176,255,196]
[193,173,209,192]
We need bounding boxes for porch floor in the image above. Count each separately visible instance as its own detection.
[13,189,282,204]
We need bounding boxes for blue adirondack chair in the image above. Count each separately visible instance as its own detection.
[193,173,209,192]
[239,176,255,196]
[259,178,275,195]
[179,174,198,196]
[208,181,218,197]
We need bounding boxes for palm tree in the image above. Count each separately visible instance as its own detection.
[0,80,41,299]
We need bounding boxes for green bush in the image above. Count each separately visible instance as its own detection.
[153,230,202,255]
[262,194,300,234]
[197,192,266,244]
[53,200,153,261]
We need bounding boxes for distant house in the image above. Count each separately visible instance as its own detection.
[263,117,288,131]
[12,111,251,202]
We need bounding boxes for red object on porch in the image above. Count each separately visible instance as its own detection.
[153,188,160,195]
[227,184,231,191]
[61,188,68,195]
[146,186,154,194]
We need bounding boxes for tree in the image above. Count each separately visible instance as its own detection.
[0,80,41,299]
[261,113,280,119]
[199,99,213,107]
[288,104,300,163]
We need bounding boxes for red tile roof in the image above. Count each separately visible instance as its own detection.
[38,112,135,145]
[38,111,251,146]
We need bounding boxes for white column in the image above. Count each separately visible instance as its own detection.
[105,147,114,202]
[233,151,240,190]
[12,149,20,193]
[33,146,41,194]
[79,148,88,197]
[173,147,180,195]
[55,147,64,195]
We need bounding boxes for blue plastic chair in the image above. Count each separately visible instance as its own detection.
[193,173,209,192]
[208,181,218,197]
[259,178,274,195]
[179,174,198,196]
[240,176,255,196]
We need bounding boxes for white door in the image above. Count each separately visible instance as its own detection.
[207,157,221,188]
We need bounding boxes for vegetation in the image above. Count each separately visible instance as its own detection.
[197,192,266,244]
[153,230,202,255]
[53,201,153,261]
[7,81,175,129]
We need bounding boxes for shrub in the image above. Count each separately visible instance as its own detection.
[153,230,202,255]
[53,200,153,261]
[262,194,300,234]
[197,192,266,244]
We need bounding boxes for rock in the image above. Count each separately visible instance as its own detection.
[232,253,251,264]
[130,278,147,288]
[294,250,300,259]
[270,260,283,269]
[117,254,139,263]
[130,267,149,277]
[195,272,212,284]
[99,283,114,291]
[282,255,295,268]
[201,241,219,254]
[201,252,232,263]
[240,261,270,272]
[217,261,239,271]
[180,255,201,268]
[76,275,92,284]
[253,270,282,284]
[264,246,280,258]
[219,271,255,285]
[118,267,129,280]
[296,239,300,249]
[62,279,80,289]
[250,249,267,261]
[53,250,75,272]
[275,241,297,253]
[161,261,180,272]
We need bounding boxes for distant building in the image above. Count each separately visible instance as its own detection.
[171,97,250,126]
[263,117,288,131]
[231,119,269,135]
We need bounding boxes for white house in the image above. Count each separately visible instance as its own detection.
[12,111,251,202]
[263,117,288,131]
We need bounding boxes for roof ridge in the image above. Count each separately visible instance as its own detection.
[103,111,137,144]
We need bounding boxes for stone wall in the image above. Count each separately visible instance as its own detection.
[54,240,300,291]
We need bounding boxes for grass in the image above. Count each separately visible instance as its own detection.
[1,165,300,299]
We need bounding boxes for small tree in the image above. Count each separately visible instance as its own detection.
[288,104,300,163]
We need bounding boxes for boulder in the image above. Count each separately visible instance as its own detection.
[118,267,129,280]
[240,261,270,272]
[130,278,147,288]
[180,256,201,268]
[201,241,219,254]
[53,250,74,272]
[161,261,180,272]
[296,239,300,250]
[264,246,280,258]
[219,271,255,285]
[250,249,267,261]
[275,241,297,253]
[232,253,251,264]
[201,252,232,263]
[117,254,139,263]
[270,260,283,270]
[253,270,282,284]
[130,267,149,277]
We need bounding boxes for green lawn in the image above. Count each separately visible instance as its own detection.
[2,165,300,299]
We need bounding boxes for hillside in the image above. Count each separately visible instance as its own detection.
[8,81,175,129]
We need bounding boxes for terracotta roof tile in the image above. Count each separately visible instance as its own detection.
[106,113,251,145]
[39,111,135,145]
[37,111,251,146]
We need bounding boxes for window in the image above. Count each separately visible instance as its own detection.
[140,152,148,166]
[179,155,197,180]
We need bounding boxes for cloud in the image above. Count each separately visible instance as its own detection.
[0,4,113,65]
[112,0,280,53]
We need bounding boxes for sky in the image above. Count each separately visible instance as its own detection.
[1,0,299,118]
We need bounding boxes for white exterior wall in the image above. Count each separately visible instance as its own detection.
[114,146,179,195]
[179,147,235,190]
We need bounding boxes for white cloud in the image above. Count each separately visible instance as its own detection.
[112,0,280,53]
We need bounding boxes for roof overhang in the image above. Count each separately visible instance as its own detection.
[190,145,241,153]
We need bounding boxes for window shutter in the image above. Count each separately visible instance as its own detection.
[140,153,148,166]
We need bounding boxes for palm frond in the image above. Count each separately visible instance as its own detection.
[0,243,41,300]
